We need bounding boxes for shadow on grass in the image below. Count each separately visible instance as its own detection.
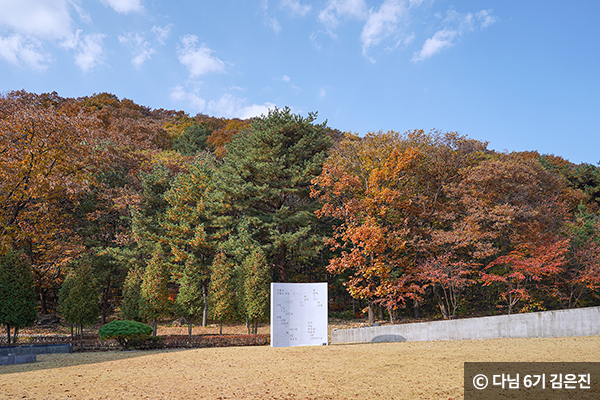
[0,348,189,375]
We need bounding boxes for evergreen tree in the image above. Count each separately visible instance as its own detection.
[172,123,211,155]
[58,259,99,340]
[120,266,143,321]
[174,254,205,337]
[162,153,220,326]
[0,248,37,344]
[215,107,332,282]
[208,252,237,334]
[131,162,174,253]
[242,248,271,334]
[140,244,172,335]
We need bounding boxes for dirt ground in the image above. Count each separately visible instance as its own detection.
[2,335,599,399]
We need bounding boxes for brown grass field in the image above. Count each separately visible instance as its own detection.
[1,330,599,400]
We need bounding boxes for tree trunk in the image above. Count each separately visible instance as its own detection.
[387,304,395,324]
[101,277,112,325]
[367,301,375,326]
[219,322,223,335]
[378,305,383,321]
[188,323,193,338]
[151,319,157,336]
[450,287,460,320]
[277,245,288,283]
[70,323,74,341]
[40,288,48,315]
[413,298,421,318]
[6,324,11,344]
[202,281,208,327]
[80,324,84,341]
[14,327,18,343]
[246,315,250,335]
[433,284,449,319]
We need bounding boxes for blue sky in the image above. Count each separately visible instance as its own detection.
[1,1,598,164]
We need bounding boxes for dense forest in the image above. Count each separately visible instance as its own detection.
[1,90,599,340]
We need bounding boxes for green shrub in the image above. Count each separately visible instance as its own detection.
[98,320,153,350]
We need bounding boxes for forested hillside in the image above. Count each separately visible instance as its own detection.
[1,91,599,339]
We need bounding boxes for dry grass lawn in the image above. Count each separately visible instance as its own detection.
[1,335,599,399]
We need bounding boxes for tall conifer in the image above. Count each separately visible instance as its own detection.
[140,245,172,335]
[0,248,37,343]
[208,252,237,334]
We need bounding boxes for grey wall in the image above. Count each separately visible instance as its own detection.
[331,306,600,344]
[0,354,36,365]
[0,343,72,356]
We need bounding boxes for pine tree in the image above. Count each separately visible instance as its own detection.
[58,259,99,340]
[208,252,237,334]
[215,107,332,282]
[0,248,37,344]
[172,123,211,156]
[140,245,172,336]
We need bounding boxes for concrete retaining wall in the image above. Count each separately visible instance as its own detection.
[0,343,72,356]
[331,306,600,344]
[0,354,36,365]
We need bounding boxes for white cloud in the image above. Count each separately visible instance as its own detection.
[119,25,172,68]
[207,94,275,119]
[71,1,92,25]
[319,0,368,29]
[265,16,282,33]
[477,10,498,29]
[319,88,327,99]
[280,0,311,17]
[360,0,409,60]
[151,24,173,44]
[99,0,143,14]
[119,32,154,68]
[74,33,105,72]
[170,85,206,111]
[260,0,282,33]
[411,28,456,61]
[170,88,275,119]
[0,0,109,72]
[177,35,226,78]
[282,75,290,82]
[0,34,51,71]
[412,8,497,62]
[0,0,73,40]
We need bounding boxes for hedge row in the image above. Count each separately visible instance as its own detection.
[1,334,270,352]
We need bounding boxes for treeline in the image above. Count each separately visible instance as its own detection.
[0,91,599,341]
[315,131,600,323]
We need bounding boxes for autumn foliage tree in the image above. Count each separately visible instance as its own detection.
[313,130,593,319]
[0,91,101,313]
[313,130,487,322]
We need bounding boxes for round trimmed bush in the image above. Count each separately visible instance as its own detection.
[99,320,153,350]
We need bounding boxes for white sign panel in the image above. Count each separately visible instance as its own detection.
[270,282,328,347]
